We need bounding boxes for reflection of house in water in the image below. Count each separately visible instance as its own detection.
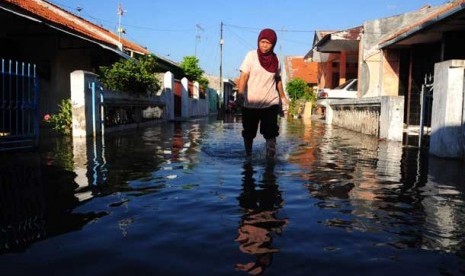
[0,155,107,254]
[419,156,465,252]
[288,120,465,252]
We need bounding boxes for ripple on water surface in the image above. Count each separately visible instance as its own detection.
[1,118,465,275]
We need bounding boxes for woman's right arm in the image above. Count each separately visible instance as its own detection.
[238,71,249,95]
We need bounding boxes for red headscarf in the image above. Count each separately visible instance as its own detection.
[257,28,278,73]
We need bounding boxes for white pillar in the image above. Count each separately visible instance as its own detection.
[324,101,333,125]
[70,70,100,137]
[181,77,189,118]
[430,60,465,158]
[163,71,175,121]
[380,96,404,142]
[194,81,200,116]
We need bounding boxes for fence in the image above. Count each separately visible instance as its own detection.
[0,59,39,152]
[70,70,211,137]
[323,96,404,142]
[163,72,210,121]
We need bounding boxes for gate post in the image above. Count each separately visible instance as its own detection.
[70,70,101,137]
[430,60,465,159]
[193,81,200,116]
[181,78,189,118]
[380,96,404,142]
[163,71,175,121]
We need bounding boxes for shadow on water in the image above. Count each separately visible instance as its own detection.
[0,151,107,255]
[1,117,465,274]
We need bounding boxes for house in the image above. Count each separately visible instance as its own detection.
[305,27,362,90]
[307,1,465,147]
[284,56,318,90]
[366,1,465,128]
[205,74,236,112]
[0,0,182,117]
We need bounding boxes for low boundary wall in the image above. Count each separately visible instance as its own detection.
[323,96,404,141]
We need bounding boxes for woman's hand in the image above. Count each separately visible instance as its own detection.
[281,97,289,111]
[236,93,245,107]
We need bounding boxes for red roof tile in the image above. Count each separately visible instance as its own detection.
[3,0,149,55]
[286,56,318,84]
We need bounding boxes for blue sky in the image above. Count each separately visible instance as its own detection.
[51,0,447,79]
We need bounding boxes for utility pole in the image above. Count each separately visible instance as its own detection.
[219,22,224,111]
[195,24,204,57]
[117,3,126,42]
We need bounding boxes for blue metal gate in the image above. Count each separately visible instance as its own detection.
[0,59,39,152]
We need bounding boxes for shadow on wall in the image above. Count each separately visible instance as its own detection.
[429,124,465,159]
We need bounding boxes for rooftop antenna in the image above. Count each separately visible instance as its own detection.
[195,24,204,57]
[117,3,126,42]
[76,6,82,16]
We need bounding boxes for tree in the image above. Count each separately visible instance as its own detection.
[98,54,161,95]
[286,78,315,102]
[180,56,209,90]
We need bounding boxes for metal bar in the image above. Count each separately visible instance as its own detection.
[1,59,4,136]
[15,61,19,136]
[100,87,105,136]
[92,81,96,136]
[21,62,25,136]
[8,60,12,136]
[33,64,38,147]
[419,82,425,147]
[24,63,30,136]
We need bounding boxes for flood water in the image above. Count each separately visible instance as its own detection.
[1,115,465,275]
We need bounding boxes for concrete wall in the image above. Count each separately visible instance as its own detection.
[325,96,404,141]
[429,60,465,159]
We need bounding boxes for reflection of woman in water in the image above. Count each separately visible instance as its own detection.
[235,162,288,275]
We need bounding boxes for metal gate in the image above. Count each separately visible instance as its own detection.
[418,73,434,148]
[0,59,39,152]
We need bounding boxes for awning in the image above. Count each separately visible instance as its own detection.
[379,2,465,49]
[315,26,363,53]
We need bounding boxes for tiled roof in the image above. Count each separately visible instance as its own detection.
[285,56,318,84]
[2,0,149,55]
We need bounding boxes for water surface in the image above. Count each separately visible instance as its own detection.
[1,116,465,275]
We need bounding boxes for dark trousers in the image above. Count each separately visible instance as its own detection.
[241,105,279,140]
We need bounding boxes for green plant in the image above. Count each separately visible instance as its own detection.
[286,78,315,102]
[44,98,72,134]
[98,54,161,95]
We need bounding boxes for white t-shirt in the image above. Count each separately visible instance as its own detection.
[240,50,280,109]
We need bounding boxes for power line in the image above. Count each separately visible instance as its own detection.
[224,23,314,33]
[195,24,204,57]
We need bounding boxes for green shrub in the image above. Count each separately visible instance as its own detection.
[286,78,315,102]
[44,98,72,134]
[98,54,161,95]
[286,78,316,117]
